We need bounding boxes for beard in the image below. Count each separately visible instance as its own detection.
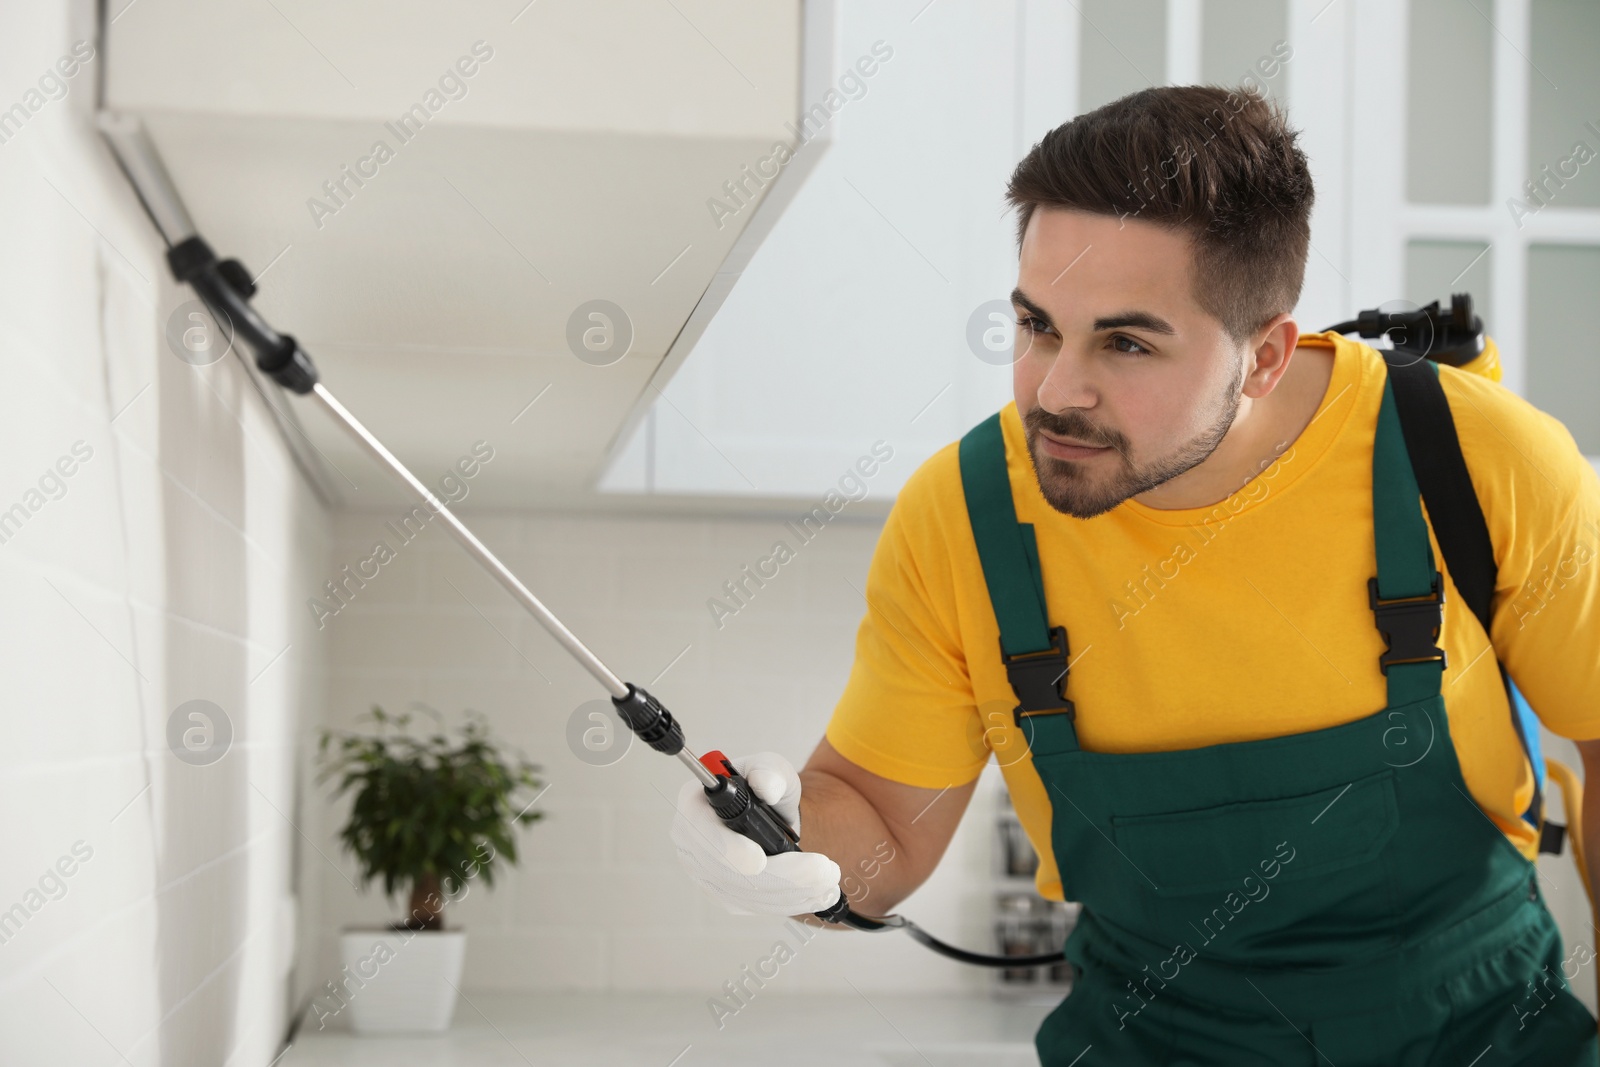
[1022,363,1243,520]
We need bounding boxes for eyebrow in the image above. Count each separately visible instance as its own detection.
[1010,288,1055,330]
[1094,310,1177,336]
[1010,288,1178,337]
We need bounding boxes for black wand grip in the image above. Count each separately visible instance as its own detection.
[703,763,800,856]
[698,751,851,924]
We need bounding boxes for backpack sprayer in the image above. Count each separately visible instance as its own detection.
[98,114,1496,973]
[1323,294,1486,366]
[96,114,1064,970]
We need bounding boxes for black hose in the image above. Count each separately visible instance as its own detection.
[835,903,1067,968]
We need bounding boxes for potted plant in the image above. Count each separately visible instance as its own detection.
[315,705,544,1033]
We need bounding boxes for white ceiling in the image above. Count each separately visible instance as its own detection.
[105,0,810,508]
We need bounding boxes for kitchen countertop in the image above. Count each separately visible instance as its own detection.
[282,989,1061,1067]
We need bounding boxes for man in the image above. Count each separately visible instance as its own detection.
[672,86,1600,1064]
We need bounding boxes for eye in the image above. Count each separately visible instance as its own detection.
[1016,315,1055,337]
[1110,334,1151,355]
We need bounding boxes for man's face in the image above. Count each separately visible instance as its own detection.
[1012,207,1247,519]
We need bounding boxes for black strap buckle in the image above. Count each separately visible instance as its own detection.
[1003,625,1076,726]
[1368,572,1448,675]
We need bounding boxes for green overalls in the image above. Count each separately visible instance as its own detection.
[958,362,1599,1065]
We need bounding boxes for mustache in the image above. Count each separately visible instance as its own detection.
[1023,407,1123,451]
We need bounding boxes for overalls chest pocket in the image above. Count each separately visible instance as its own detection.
[1097,768,1402,965]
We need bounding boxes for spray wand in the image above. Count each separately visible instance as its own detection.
[97,113,1066,971]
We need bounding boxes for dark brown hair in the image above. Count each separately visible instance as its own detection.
[1005,85,1314,344]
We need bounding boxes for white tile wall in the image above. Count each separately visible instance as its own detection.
[310,505,1004,1000]
[0,3,331,1065]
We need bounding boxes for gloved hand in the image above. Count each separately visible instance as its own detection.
[671,750,843,916]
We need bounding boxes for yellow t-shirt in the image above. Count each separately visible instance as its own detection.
[825,331,1600,900]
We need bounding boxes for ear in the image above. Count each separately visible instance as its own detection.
[1241,313,1301,399]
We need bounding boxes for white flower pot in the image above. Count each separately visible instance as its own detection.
[336,927,466,1033]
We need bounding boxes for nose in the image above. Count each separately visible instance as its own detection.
[1035,346,1099,415]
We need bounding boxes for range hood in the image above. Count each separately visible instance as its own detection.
[103,0,831,508]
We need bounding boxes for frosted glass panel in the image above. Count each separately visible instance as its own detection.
[1528,1,1600,209]
[1405,240,1494,330]
[1526,245,1600,456]
[1079,0,1166,113]
[1200,0,1289,100]
[1406,0,1493,205]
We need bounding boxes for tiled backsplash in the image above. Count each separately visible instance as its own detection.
[311,507,1005,995]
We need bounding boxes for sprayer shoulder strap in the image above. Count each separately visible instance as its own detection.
[1379,351,1552,846]
[1381,352,1496,631]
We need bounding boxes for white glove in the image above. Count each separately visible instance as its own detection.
[671,750,843,916]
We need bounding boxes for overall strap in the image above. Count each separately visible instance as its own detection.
[1370,365,1448,707]
[958,413,1078,752]
[1382,350,1547,837]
